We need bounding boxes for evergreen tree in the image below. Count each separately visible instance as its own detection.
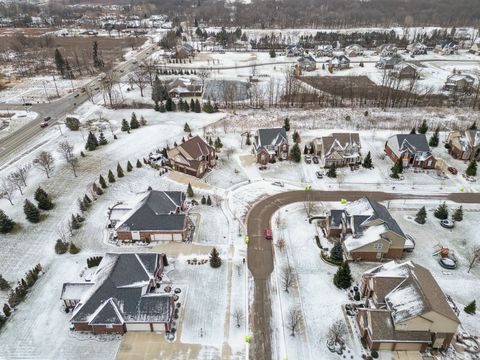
[69,242,80,254]
[206,195,212,206]
[466,159,477,177]
[390,158,403,178]
[85,131,99,151]
[98,132,108,145]
[245,132,251,145]
[195,99,202,113]
[327,163,337,178]
[121,119,130,132]
[64,60,74,79]
[214,137,223,149]
[108,170,116,183]
[289,143,301,162]
[184,122,191,132]
[184,100,190,112]
[209,247,222,268]
[415,206,427,224]
[190,99,195,112]
[55,239,68,254]
[165,97,173,111]
[429,128,439,147]
[23,199,40,223]
[434,202,448,220]
[92,41,104,68]
[303,145,309,155]
[159,103,166,112]
[187,183,194,197]
[333,262,353,289]
[410,127,416,134]
[127,161,133,172]
[136,159,143,168]
[362,151,373,169]
[34,187,54,210]
[469,121,477,130]
[202,99,213,113]
[71,214,80,230]
[452,206,463,221]
[0,275,10,290]
[418,120,428,134]
[3,303,11,317]
[269,48,276,58]
[152,75,166,109]
[130,112,140,129]
[201,195,206,205]
[208,137,213,146]
[99,175,108,189]
[54,48,66,76]
[78,198,87,212]
[0,210,15,234]
[330,242,343,262]
[292,130,301,143]
[464,300,476,315]
[117,163,124,178]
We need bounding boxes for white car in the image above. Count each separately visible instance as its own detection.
[272,181,284,187]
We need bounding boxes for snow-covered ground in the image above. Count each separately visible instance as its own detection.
[0,110,38,138]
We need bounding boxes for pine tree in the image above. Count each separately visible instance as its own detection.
[130,112,140,129]
[0,275,10,290]
[206,195,212,206]
[117,163,124,178]
[34,187,53,210]
[54,48,66,76]
[195,99,202,113]
[429,128,439,147]
[333,262,353,289]
[245,132,251,145]
[94,182,103,195]
[469,121,477,130]
[0,210,15,234]
[415,206,427,224]
[452,206,463,221]
[92,40,104,68]
[78,198,87,212]
[330,242,343,262]
[214,137,223,150]
[410,127,416,134]
[187,183,194,197]
[283,118,290,131]
[434,202,448,220]
[362,151,373,169]
[208,137,213,146]
[159,103,166,112]
[69,242,80,254]
[184,122,191,132]
[466,160,477,177]
[327,163,337,178]
[190,99,195,112]
[166,97,173,111]
[184,100,190,112]
[391,158,403,178]
[201,195,206,205]
[269,48,276,58]
[290,143,301,162]
[98,132,108,145]
[127,161,133,172]
[99,175,108,188]
[292,130,301,143]
[108,169,116,183]
[85,131,99,151]
[136,159,142,168]
[209,247,222,268]
[3,303,11,317]
[303,145,309,155]
[202,99,213,113]
[121,119,130,132]
[418,120,428,134]
[55,239,68,254]
[464,300,476,314]
[24,199,40,223]
[71,214,80,230]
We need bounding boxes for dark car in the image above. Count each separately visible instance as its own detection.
[40,122,49,128]
[43,116,51,121]
[315,171,324,179]
[312,156,319,164]
[448,167,458,175]
[24,102,32,106]
[264,228,273,240]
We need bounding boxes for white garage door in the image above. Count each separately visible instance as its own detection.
[152,323,164,332]
[131,231,140,240]
[172,233,183,242]
[126,323,150,331]
[152,233,172,241]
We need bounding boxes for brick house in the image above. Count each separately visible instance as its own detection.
[113,190,192,242]
[167,135,216,178]
[385,134,436,169]
[61,253,175,335]
[376,54,403,69]
[326,197,407,261]
[448,130,480,161]
[356,261,460,351]
[253,128,289,164]
[312,132,361,167]
[168,78,203,98]
[389,62,419,80]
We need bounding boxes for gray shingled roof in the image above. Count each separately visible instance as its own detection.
[70,253,172,325]
[388,134,431,156]
[116,191,186,232]
[255,128,288,149]
[366,198,405,238]
[329,209,345,228]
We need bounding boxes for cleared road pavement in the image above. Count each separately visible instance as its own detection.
[246,189,480,360]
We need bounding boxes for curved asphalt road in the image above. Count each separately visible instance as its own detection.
[246,189,480,360]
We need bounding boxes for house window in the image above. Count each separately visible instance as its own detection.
[106,324,113,329]
[376,252,382,259]
[373,243,383,250]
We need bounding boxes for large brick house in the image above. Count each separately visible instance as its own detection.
[448,130,480,161]
[312,132,361,167]
[326,197,407,261]
[112,190,192,242]
[167,135,216,178]
[357,261,460,352]
[385,134,436,169]
[61,253,175,335]
[253,128,289,164]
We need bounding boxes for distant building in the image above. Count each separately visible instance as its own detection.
[316,44,334,57]
[253,128,289,164]
[389,62,419,79]
[385,134,436,169]
[286,44,304,57]
[444,74,475,92]
[376,44,398,57]
[167,135,216,178]
[297,54,317,71]
[328,55,350,70]
[376,54,403,69]
[447,129,480,161]
[434,41,459,55]
[312,133,361,167]
[344,44,364,57]
[406,42,427,55]
[168,78,203,98]
[469,42,480,55]
[357,261,460,351]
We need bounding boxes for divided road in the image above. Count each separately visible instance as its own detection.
[246,190,480,360]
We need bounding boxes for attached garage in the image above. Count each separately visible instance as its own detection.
[126,323,151,331]
[152,323,165,332]
[378,342,395,350]
[172,233,183,242]
[152,233,173,241]
[394,342,423,351]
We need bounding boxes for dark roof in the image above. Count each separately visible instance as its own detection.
[366,310,432,342]
[178,135,213,159]
[329,209,345,228]
[70,253,172,325]
[367,198,405,238]
[116,191,186,232]
[255,128,288,148]
[388,134,431,155]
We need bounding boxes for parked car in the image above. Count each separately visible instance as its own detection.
[447,167,458,175]
[74,93,80,97]
[43,116,51,122]
[272,181,284,187]
[40,122,49,128]
[312,156,319,164]
[264,228,273,240]
[23,102,32,106]
[304,155,312,164]
[404,234,416,252]
[315,171,324,179]
[440,219,455,229]
[465,175,477,182]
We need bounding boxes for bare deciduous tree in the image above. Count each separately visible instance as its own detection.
[0,179,15,205]
[304,201,316,217]
[198,70,210,89]
[467,246,480,273]
[232,308,244,328]
[58,140,79,177]
[287,306,302,337]
[34,151,55,178]
[328,320,346,345]
[129,70,148,97]
[281,264,295,292]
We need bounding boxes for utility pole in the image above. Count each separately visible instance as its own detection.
[52,74,60,98]
[42,81,49,102]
